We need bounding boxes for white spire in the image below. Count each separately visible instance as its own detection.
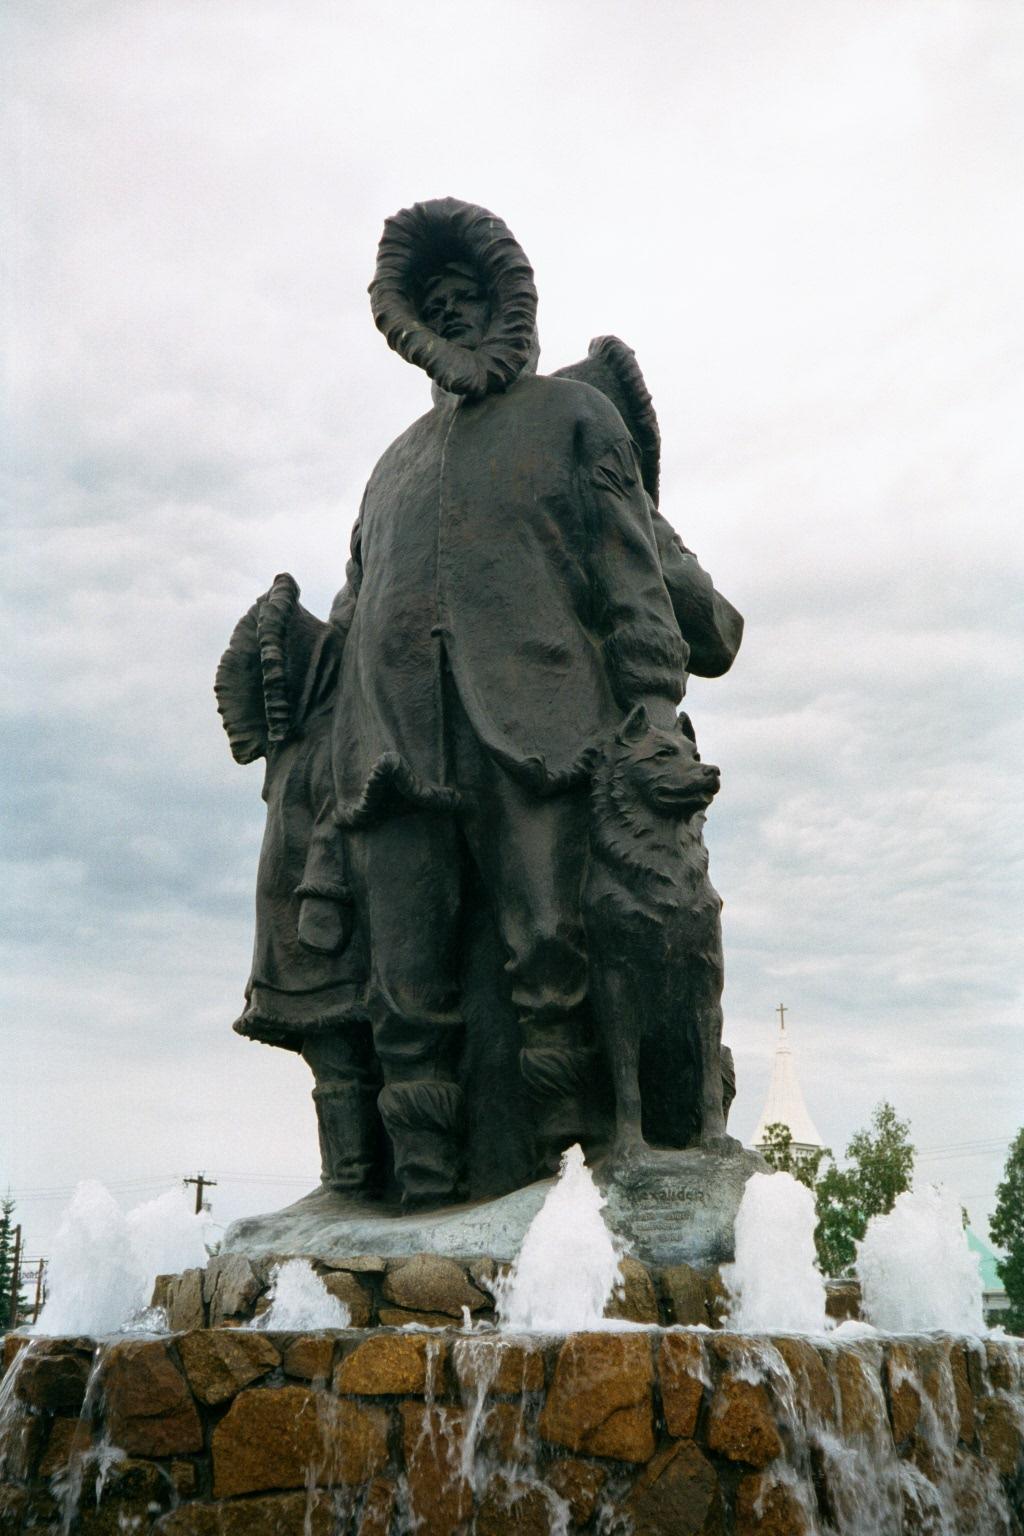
[750,1004,824,1153]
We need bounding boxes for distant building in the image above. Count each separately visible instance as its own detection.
[749,1005,825,1156]
[967,1229,1009,1327]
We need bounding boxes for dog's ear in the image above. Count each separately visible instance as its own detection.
[677,712,697,745]
[616,703,650,745]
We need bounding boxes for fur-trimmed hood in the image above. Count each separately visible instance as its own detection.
[369,198,538,398]
[215,573,339,763]
[554,335,661,506]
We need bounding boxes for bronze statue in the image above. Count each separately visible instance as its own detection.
[217,198,744,1217]
[584,704,729,1162]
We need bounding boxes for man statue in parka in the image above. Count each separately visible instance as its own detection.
[321,199,743,1208]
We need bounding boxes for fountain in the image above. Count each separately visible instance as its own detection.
[3,198,1021,1531]
[2,1154,1023,1533]
[495,1146,624,1334]
[253,1260,353,1332]
[722,1172,829,1335]
[32,1182,212,1339]
[856,1184,988,1336]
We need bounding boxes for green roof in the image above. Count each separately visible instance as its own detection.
[967,1229,1005,1293]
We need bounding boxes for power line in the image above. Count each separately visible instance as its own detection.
[212,1174,317,1184]
[12,1177,184,1197]
[9,1178,312,1208]
[11,1172,319,1198]
[12,1184,181,1203]
[917,1135,1014,1154]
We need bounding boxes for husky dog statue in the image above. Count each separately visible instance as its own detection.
[584,703,736,1162]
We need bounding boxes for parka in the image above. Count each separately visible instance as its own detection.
[330,198,716,823]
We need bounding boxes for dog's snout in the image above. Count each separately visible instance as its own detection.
[703,764,721,789]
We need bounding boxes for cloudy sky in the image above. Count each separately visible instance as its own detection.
[4,0,1022,1262]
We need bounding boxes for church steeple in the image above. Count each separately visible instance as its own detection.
[750,1005,824,1154]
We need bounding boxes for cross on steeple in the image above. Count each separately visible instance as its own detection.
[751,1001,824,1153]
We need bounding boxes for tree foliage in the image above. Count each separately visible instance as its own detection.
[990,1127,1024,1335]
[813,1162,866,1277]
[845,1101,916,1220]
[812,1102,915,1276]
[758,1122,828,1191]
[0,1197,25,1331]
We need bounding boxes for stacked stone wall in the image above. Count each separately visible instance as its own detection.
[148,1251,863,1333]
[2,1326,1022,1533]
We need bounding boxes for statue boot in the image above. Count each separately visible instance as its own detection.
[378,1078,464,1209]
[519,1019,590,1175]
[313,1081,380,1196]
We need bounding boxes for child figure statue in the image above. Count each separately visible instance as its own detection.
[215,572,380,1197]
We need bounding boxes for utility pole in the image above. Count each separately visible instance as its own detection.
[183,1173,217,1215]
[10,1223,22,1329]
[776,1002,787,1033]
[32,1258,47,1324]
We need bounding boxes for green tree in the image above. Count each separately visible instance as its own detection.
[990,1127,1024,1335]
[0,1197,26,1331]
[846,1101,915,1219]
[758,1122,828,1191]
[813,1101,915,1276]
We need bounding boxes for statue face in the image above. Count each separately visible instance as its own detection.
[421,272,490,348]
[615,710,721,820]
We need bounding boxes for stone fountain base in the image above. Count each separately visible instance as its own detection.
[152,1246,864,1335]
[2,1326,1022,1534]
[222,1144,768,1269]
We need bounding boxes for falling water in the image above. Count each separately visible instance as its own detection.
[441,1336,571,1535]
[856,1183,986,1333]
[0,1346,34,1483]
[47,1347,117,1536]
[722,1171,828,1333]
[496,1144,623,1332]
